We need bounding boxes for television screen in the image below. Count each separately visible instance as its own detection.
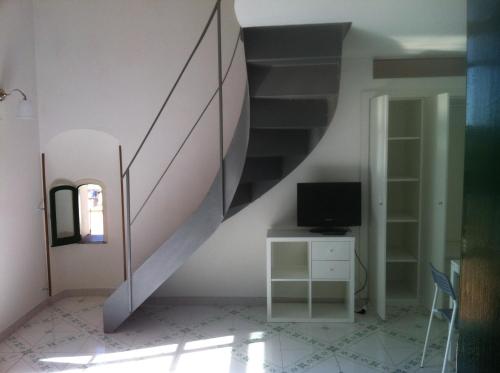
[297,182,361,227]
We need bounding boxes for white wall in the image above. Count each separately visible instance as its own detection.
[157,56,466,298]
[34,0,240,165]
[235,0,466,58]
[0,0,47,332]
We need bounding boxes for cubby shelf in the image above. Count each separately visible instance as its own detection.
[312,303,349,320]
[271,302,309,319]
[267,230,355,322]
[271,266,308,281]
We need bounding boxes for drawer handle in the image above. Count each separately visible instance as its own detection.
[329,249,334,253]
[329,268,334,271]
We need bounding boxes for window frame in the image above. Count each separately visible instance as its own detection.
[49,185,82,246]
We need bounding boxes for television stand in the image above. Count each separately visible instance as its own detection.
[266,229,355,322]
[310,227,349,236]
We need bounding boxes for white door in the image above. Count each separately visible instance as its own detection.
[368,95,389,320]
[421,93,450,309]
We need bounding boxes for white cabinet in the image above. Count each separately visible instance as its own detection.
[368,94,466,319]
[267,230,355,322]
[420,95,466,310]
[369,96,423,320]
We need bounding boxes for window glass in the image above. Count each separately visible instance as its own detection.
[78,184,105,243]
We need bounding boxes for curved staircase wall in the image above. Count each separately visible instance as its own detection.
[125,1,246,271]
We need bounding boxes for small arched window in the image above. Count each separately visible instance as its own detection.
[50,182,106,246]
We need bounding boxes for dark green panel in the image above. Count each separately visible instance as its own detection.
[458,1,500,371]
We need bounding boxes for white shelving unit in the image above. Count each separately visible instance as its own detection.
[369,95,423,320]
[386,98,423,302]
[266,229,355,322]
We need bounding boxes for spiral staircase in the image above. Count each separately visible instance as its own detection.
[103,14,351,332]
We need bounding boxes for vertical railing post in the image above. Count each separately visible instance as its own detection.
[216,0,225,217]
[125,170,133,313]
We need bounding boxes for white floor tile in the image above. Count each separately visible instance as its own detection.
[0,352,22,372]
[5,358,40,373]
[0,299,451,373]
[307,355,380,373]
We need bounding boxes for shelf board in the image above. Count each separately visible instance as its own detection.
[388,175,420,181]
[271,266,308,281]
[387,214,419,223]
[311,303,349,319]
[272,302,309,319]
[388,177,419,183]
[386,251,418,263]
[388,136,420,141]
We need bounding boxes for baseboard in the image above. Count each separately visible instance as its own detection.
[0,288,113,343]
[0,297,52,343]
[51,288,113,299]
[145,296,266,306]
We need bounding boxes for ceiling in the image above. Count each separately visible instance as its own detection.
[235,0,466,58]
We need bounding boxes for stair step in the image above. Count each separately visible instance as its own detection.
[244,23,350,63]
[251,179,281,200]
[241,157,283,183]
[247,57,340,67]
[248,64,340,98]
[251,98,329,129]
[247,129,310,157]
[231,182,252,207]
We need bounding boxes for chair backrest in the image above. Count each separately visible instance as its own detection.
[430,263,457,300]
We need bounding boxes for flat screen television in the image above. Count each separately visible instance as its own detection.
[297,182,361,234]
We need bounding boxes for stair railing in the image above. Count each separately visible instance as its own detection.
[120,0,241,313]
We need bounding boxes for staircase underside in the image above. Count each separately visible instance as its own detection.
[103,92,250,333]
[227,22,351,217]
[103,22,350,333]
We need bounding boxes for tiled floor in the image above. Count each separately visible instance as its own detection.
[0,297,455,372]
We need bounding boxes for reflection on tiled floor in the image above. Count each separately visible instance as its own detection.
[0,297,455,372]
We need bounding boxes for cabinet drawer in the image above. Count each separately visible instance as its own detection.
[311,241,351,260]
[311,260,350,280]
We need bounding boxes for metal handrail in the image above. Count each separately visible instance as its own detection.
[130,30,242,225]
[121,0,243,312]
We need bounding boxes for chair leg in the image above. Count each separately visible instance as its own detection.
[442,302,458,373]
[421,286,438,368]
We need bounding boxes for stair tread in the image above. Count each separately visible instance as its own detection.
[241,157,283,183]
[247,129,311,157]
[248,64,340,98]
[251,97,330,129]
[244,23,350,62]
[247,56,340,67]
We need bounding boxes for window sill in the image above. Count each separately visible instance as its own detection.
[80,234,106,244]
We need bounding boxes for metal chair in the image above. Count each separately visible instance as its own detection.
[420,263,458,373]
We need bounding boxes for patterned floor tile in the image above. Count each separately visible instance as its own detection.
[307,355,380,373]
[0,353,22,372]
[0,298,458,373]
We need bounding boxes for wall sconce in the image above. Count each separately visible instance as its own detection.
[0,88,34,120]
